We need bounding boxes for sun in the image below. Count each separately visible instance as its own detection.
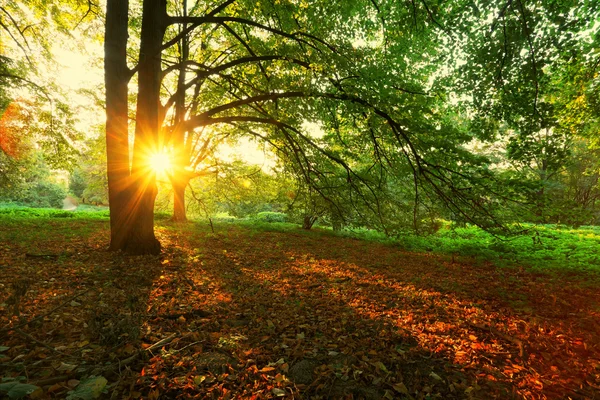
[148,151,172,175]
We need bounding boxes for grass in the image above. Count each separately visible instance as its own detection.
[206,218,600,274]
[0,204,109,246]
[392,224,600,274]
[4,203,600,274]
[0,203,109,219]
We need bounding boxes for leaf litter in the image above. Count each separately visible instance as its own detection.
[0,219,599,399]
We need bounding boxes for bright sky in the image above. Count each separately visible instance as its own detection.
[216,137,276,170]
[6,27,330,169]
[51,42,105,130]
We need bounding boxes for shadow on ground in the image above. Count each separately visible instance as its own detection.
[1,219,599,399]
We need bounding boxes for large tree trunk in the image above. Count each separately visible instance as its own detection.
[106,0,166,254]
[123,0,167,255]
[104,0,131,251]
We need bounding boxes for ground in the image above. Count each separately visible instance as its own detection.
[1,218,599,399]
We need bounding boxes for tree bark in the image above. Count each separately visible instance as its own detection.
[171,176,189,222]
[303,215,317,230]
[104,0,131,251]
[171,0,190,223]
[123,0,168,255]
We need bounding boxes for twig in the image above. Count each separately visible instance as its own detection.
[145,333,178,352]
[0,288,92,336]
[31,375,72,387]
[25,253,60,259]
[171,340,202,354]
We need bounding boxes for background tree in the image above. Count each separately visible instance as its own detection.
[1,0,99,206]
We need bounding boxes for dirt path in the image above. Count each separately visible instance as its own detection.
[62,196,78,211]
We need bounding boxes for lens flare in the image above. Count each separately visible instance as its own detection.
[148,151,172,175]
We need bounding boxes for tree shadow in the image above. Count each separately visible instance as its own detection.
[158,225,600,399]
[0,220,166,398]
[5,220,598,399]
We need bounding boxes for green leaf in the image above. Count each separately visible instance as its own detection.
[0,382,40,399]
[0,346,9,352]
[66,376,108,400]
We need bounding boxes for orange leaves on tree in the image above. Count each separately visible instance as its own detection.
[0,100,32,158]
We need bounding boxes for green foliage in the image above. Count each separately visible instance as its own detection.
[253,211,288,223]
[0,203,109,219]
[386,224,600,273]
[182,161,293,220]
[69,168,87,198]
[72,135,109,205]
[19,181,67,208]
[0,152,69,208]
[0,378,39,399]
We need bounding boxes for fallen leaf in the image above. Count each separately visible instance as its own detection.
[66,375,107,400]
[430,372,443,381]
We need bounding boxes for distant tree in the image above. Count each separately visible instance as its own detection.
[185,160,291,219]
[69,168,87,198]
[69,134,108,204]
[1,0,98,202]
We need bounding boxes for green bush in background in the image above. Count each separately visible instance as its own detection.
[253,212,287,223]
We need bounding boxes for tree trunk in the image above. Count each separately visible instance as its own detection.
[106,0,167,255]
[303,215,317,230]
[104,0,131,251]
[171,0,190,222]
[123,0,167,255]
[171,176,189,222]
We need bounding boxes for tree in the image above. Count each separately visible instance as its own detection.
[447,0,600,221]
[1,0,98,200]
[103,0,600,254]
[70,134,109,204]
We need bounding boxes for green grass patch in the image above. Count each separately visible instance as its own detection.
[334,223,600,274]
[0,205,109,244]
[0,204,109,219]
[205,217,600,274]
[3,204,599,275]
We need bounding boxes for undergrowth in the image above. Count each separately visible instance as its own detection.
[199,218,600,274]
[4,204,600,274]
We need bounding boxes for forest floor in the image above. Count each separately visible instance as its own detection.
[1,217,600,399]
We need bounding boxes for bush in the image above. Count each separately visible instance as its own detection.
[253,212,288,223]
[213,213,237,223]
[20,182,67,208]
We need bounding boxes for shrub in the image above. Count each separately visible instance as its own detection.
[20,182,67,208]
[253,212,288,223]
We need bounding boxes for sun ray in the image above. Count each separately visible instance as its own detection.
[148,151,172,175]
